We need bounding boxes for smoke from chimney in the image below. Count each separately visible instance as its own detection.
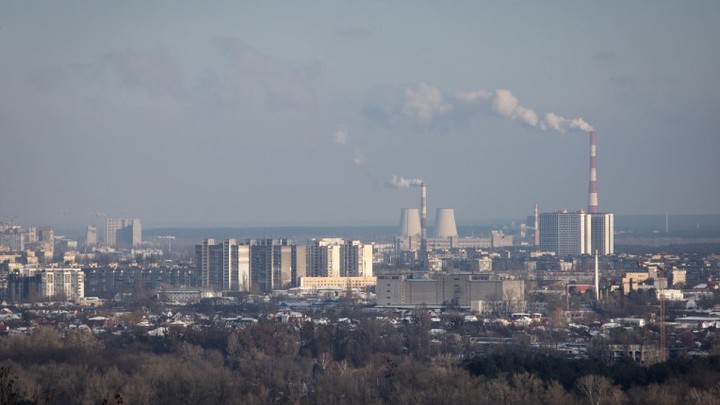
[490,89,594,134]
[386,175,424,188]
[387,175,428,263]
[394,83,595,136]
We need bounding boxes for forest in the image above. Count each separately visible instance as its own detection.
[2,313,720,405]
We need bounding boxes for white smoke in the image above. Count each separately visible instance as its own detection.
[402,82,452,124]
[454,86,595,134]
[386,175,424,188]
[454,89,491,103]
[491,89,540,127]
[540,112,594,133]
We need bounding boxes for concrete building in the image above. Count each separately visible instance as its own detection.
[588,213,614,255]
[298,276,376,289]
[195,239,250,291]
[25,227,37,244]
[0,226,24,252]
[105,218,142,249]
[539,210,589,256]
[539,210,614,256]
[197,238,306,293]
[249,239,305,292]
[491,231,514,248]
[7,266,85,302]
[86,225,98,247]
[376,272,525,313]
[307,238,345,277]
[606,344,660,365]
[307,238,373,280]
[342,240,373,277]
[671,268,687,287]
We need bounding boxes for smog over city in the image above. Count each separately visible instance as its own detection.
[1,2,719,229]
[3,3,720,404]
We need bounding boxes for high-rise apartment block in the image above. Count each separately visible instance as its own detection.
[307,238,344,277]
[86,225,98,247]
[249,239,306,292]
[105,218,142,249]
[7,267,85,302]
[195,237,371,293]
[306,238,373,278]
[539,210,614,256]
[588,212,614,255]
[342,240,374,277]
[195,239,250,291]
[0,226,24,252]
[196,238,305,292]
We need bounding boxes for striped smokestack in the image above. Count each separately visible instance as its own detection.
[420,182,428,267]
[420,182,427,241]
[588,131,599,213]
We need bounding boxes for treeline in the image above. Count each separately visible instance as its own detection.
[465,352,720,391]
[2,319,720,404]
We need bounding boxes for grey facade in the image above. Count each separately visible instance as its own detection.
[377,272,525,313]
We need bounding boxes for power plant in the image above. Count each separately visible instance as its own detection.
[398,208,421,238]
[536,130,614,257]
[391,128,611,267]
[434,208,458,238]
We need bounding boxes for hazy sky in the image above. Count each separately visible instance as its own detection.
[2,1,719,228]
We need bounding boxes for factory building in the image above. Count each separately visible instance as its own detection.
[377,272,525,313]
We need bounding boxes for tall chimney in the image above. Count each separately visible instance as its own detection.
[420,183,427,239]
[594,250,600,301]
[588,131,599,214]
[533,203,539,246]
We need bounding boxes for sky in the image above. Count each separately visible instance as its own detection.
[1,1,719,229]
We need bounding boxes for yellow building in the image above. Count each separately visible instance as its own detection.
[298,276,376,289]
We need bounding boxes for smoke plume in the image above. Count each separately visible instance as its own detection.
[386,175,424,188]
[395,83,594,134]
[488,88,594,133]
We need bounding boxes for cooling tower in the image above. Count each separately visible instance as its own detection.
[398,208,421,237]
[434,208,458,238]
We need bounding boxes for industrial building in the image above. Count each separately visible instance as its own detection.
[377,272,525,314]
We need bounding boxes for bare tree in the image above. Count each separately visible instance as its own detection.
[575,374,624,405]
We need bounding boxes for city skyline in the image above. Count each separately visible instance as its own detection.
[2,2,719,228]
